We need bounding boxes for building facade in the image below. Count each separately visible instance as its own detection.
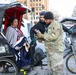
[16,0,48,24]
[16,0,25,3]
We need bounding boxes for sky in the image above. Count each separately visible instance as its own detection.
[0,0,76,18]
[0,0,15,4]
[49,0,76,18]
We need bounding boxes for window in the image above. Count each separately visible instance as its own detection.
[39,3,41,6]
[36,17,39,19]
[34,17,35,19]
[24,1,26,4]
[39,8,41,11]
[36,12,38,15]
[36,0,38,1]
[36,3,38,6]
[30,0,32,2]
[36,8,38,11]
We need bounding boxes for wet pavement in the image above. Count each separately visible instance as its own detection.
[63,54,76,75]
[0,54,75,75]
[0,41,76,75]
[27,57,51,75]
[27,51,76,75]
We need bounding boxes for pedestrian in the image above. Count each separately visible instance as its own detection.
[30,11,47,43]
[35,11,64,75]
[5,18,31,68]
[30,11,48,66]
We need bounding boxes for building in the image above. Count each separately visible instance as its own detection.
[25,0,48,22]
[16,0,49,24]
[16,0,25,3]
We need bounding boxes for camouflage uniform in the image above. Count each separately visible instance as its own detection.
[37,20,64,75]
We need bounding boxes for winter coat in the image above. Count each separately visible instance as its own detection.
[30,21,47,39]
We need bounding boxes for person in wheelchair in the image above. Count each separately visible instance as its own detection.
[5,18,31,69]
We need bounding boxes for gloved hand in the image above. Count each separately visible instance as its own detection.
[37,38,44,42]
[68,29,72,34]
[30,38,36,47]
[31,38,36,42]
[36,33,44,39]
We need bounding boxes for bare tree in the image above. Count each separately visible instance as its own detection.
[72,6,76,17]
[52,10,60,21]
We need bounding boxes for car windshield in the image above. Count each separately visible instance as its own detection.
[61,18,76,29]
[62,21,76,29]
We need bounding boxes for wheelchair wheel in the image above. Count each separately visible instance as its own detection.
[0,58,18,75]
[66,53,76,74]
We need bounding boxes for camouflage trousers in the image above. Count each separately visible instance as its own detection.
[47,52,63,75]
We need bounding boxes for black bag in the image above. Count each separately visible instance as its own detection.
[33,48,46,65]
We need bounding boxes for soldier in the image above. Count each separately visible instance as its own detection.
[35,12,64,75]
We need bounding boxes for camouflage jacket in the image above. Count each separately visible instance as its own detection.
[44,20,64,53]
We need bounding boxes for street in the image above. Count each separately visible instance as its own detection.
[0,0,76,75]
[28,54,76,75]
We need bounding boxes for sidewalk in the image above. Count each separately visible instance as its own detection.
[63,54,75,75]
[28,57,51,75]
[28,54,76,75]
